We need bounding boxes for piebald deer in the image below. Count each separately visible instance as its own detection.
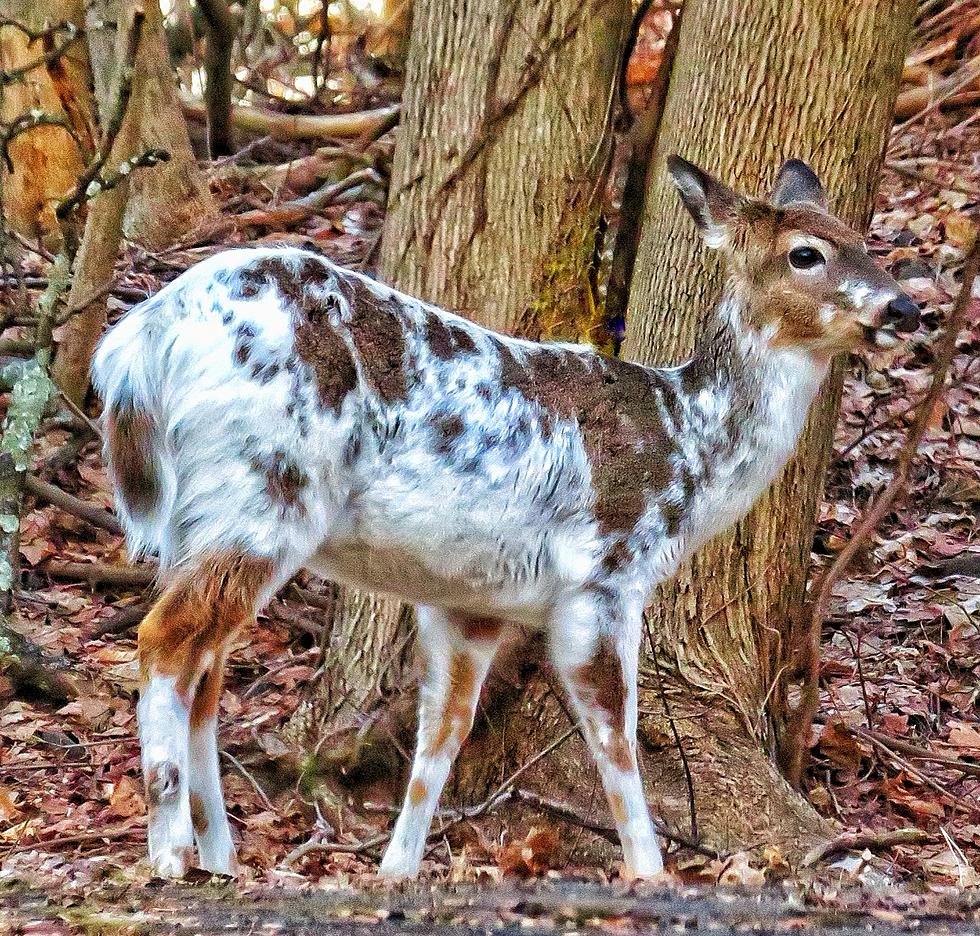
[93,157,919,880]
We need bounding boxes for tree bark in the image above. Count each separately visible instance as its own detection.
[621,0,916,857]
[90,0,216,249]
[294,0,631,823]
[0,0,94,245]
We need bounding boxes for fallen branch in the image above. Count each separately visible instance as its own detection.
[180,90,400,141]
[43,560,155,588]
[24,474,122,535]
[849,723,980,779]
[89,601,148,639]
[802,828,933,868]
[234,167,383,228]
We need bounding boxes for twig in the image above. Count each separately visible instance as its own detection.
[801,828,933,867]
[233,167,383,228]
[43,560,155,588]
[221,750,274,810]
[0,23,82,85]
[643,614,698,842]
[886,161,980,199]
[893,57,980,137]
[850,723,980,779]
[24,474,122,534]
[89,601,148,639]
[56,8,147,222]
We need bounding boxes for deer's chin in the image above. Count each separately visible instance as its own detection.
[862,325,902,350]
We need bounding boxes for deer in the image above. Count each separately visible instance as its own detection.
[91,156,920,881]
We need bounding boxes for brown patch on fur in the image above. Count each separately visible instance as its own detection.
[190,791,209,834]
[450,613,504,643]
[433,413,465,454]
[425,652,477,756]
[494,344,676,535]
[408,778,427,806]
[337,275,412,405]
[138,554,272,730]
[575,637,625,728]
[250,451,309,511]
[601,539,633,574]
[575,636,634,769]
[145,762,179,808]
[238,255,358,414]
[106,406,159,517]
[609,792,627,825]
[190,662,225,732]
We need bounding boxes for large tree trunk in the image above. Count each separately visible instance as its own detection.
[621,0,916,857]
[0,0,94,245]
[52,0,219,405]
[294,0,631,826]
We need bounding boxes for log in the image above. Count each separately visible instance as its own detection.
[180,90,400,141]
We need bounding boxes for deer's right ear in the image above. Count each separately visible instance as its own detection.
[666,155,738,248]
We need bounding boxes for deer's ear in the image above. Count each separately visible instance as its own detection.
[771,159,826,210]
[666,155,738,248]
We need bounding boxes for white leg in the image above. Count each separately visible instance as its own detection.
[379,608,505,879]
[139,673,195,877]
[549,594,663,879]
[188,663,237,875]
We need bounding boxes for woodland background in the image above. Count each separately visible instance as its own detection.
[0,0,979,928]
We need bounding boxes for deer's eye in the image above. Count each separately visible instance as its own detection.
[788,246,825,270]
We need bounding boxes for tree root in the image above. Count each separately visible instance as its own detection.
[0,617,77,703]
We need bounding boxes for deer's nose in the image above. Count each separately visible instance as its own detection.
[883,293,920,333]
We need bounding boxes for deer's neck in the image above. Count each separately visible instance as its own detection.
[667,285,828,541]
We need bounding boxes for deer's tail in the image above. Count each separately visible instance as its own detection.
[92,302,172,562]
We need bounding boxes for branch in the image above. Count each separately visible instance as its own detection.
[23,474,122,534]
[180,90,400,141]
[55,7,146,221]
[0,111,81,171]
[196,0,236,158]
[802,828,934,868]
[0,22,82,85]
[43,560,156,589]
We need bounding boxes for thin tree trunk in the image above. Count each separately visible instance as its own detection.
[295,0,631,826]
[621,0,916,857]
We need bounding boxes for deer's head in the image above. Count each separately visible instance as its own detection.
[667,155,920,359]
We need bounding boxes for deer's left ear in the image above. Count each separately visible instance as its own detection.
[667,155,739,249]
[771,159,827,210]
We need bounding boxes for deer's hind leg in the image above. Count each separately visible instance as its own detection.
[136,553,273,877]
[548,593,663,880]
[379,607,507,879]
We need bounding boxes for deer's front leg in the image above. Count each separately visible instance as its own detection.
[549,594,663,880]
[138,667,195,878]
[379,607,506,879]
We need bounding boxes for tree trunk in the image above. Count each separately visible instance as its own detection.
[51,0,219,404]
[294,0,631,826]
[620,0,916,857]
[90,0,216,249]
[0,0,94,245]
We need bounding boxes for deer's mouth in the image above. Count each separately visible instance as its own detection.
[862,325,902,350]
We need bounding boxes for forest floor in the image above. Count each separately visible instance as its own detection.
[2,25,980,936]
